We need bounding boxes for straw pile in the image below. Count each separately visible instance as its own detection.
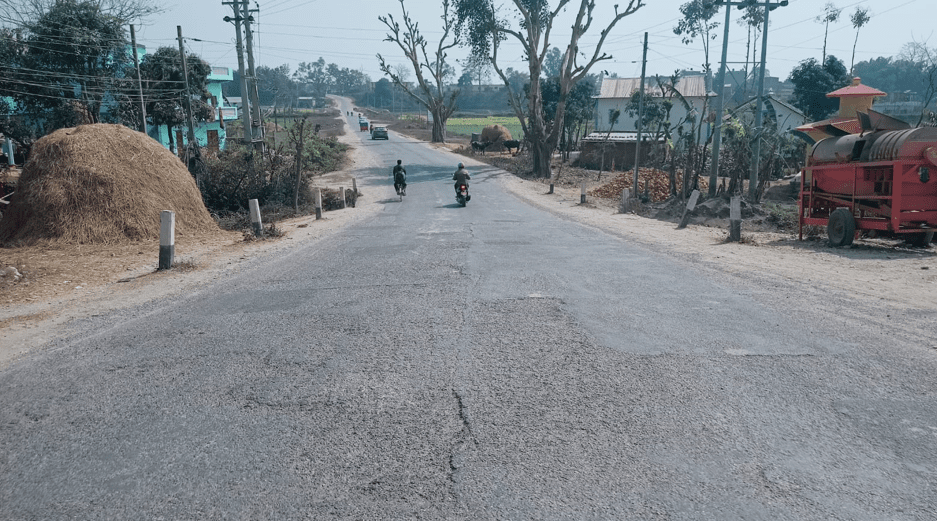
[0,124,218,245]
[481,124,512,152]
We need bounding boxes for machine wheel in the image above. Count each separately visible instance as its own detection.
[827,208,856,247]
[905,231,934,247]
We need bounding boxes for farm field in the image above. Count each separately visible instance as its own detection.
[446,116,523,140]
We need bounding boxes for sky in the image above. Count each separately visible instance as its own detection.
[133,0,934,85]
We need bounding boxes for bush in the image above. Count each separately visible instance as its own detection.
[200,135,347,215]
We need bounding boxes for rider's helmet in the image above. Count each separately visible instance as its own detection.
[458,162,464,169]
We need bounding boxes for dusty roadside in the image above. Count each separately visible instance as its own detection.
[4,111,936,367]
[495,174,937,313]
[0,108,384,368]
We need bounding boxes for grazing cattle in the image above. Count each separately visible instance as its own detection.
[471,140,492,154]
[503,140,520,155]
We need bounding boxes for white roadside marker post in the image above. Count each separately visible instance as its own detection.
[159,210,175,270]
[315,188,323,220]
[580,182,586,204]
[678,189,700,229]
[729,196,742,242]
[351,178,357,207]
[339,186,346,209]
[249,198,263,237]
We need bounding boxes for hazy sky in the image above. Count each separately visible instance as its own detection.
[133,0,933,84]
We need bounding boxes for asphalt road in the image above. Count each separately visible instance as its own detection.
[2,106,936,519]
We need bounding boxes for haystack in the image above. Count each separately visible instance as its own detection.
[480,124,512,152]
[0,124,218,245]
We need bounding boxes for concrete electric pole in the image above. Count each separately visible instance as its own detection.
[706,0,788,201]
[242,0,265,152]
[223,2,253,145]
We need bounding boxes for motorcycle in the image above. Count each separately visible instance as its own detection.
[456,184,470,207]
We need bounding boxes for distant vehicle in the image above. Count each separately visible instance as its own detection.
[371,126,389,140]
[359,120,369,132]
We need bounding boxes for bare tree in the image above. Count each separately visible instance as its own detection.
[849,7,871,75]
[456,0,646,179]
[737,6,763,97]
[377,0,460,143]
[899,41,937,126]
[816,2,842,64]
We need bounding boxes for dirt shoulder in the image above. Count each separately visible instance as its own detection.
[0,105,383,368]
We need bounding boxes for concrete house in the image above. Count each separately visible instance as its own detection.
[149,65,239,153]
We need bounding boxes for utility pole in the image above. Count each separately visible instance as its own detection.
[223,2,252,144]
[708,3,732,197]
[129,25,147,135]
[176,26,196,148]
[706,0,788,200]
[749,1,788,201]
[242,0,265,152]
[633,32,648,196]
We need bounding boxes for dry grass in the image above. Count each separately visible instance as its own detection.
[0,124,218,246]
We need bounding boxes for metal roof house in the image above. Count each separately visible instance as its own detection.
[594,75,715,135]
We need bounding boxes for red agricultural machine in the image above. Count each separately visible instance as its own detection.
[799,125,937,247]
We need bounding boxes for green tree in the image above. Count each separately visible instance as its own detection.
[542,46,563,78]
[374,78,394,108]
[293,57,329,97]
[849,7,871,75]
[455,0,646,178]
[256,64,295,109]
[378,0,460,142]
[138,46,212,153]
[789,55,849,121]
[673,0,719,87]
[816,2,842,64]
[0,0,131,132]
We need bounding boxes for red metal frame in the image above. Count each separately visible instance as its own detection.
[799,158,937,240]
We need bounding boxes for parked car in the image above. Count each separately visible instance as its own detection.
[371,126,389,140]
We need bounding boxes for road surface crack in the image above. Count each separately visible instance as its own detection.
[448,389,478,489]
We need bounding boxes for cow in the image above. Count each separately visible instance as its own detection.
[503,139,520,155]
[471,140,492,155]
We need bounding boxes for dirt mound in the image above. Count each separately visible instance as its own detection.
[0,124,218,245]
[589,168,709,202]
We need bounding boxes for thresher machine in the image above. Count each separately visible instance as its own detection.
[799,125,937,247]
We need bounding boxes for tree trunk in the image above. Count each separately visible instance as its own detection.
[531,139,552,180]
[431,110,446,143]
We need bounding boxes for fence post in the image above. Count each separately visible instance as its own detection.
[249,198,263,237]
[315,188,322,220]
[351,178,357,207]
[159,210,175,270]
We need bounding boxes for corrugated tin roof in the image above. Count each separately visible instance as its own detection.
[581,131,665,142]
[597,76,713,99]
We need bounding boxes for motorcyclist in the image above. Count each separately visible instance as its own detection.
[452,162,470,200]
[392,159,407,196]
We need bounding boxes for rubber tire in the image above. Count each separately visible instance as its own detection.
[828,208,856,247]
[906,231,934,247]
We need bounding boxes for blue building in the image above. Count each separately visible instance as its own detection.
[148,65,239,153]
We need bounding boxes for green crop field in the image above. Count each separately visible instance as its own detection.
[446,116,523,140]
